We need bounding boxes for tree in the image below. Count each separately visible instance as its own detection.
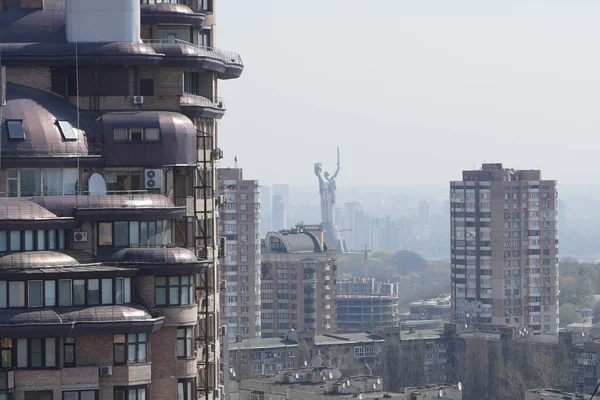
[560,303,579,327]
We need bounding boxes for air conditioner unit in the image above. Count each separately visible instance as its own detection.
[213,148,224,160]
[73,232,88,242]
[99,365,113,377]
[144,169,164,190]
[133,96,144,105]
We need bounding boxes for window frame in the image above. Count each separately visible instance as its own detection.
[114,334,148,365]
[15,338,58,369]
[63,337,76,367]
[62,390,98,400]
[56,120,77,141]
[6,120,24,140]
[177,379,195,400]
[113,386,147,400]
[155,276,194,306]
[177,327,194,359]
[112,128,160,143]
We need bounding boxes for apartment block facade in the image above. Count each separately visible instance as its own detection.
[0,0,242,399]
[260,226,337,338]
[450,163,559,334]
[218,168,261,339]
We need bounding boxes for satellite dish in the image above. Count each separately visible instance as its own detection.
[295,373,300,380]
[347,380,351,387]
[232,371,236,378]
[322,376,327,381]
[376,379,381,385]
[359,394,363,400]
[342,383,347,389]
[329,372,334,380]
[230,368,234,374]
[311,356,323,368]
[464,323,468,329]
[335,371,343,380]
[458,382,462,391]
[304,360,308,367]
[88,173,107,195]
[372,384,376,390]
[438,389,444,398]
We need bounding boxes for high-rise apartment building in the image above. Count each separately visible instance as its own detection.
[260,225,337,338]
[450,163,559,334]
[272,195,286,231]
[0,1,242,399]
[218,168,261,339]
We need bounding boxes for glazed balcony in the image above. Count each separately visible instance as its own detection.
[0,369,15,391]
[141,3,206,27]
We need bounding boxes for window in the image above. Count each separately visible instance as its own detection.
[7,120,24,140]
[64,338,76,367]
[114,334,147,364]
[183,72,200,95]
[115,222,129,247]
[200,0,212,11]
[16,338,56,368]
[87,279,99,305]
[177,327,194,358]
[113,128,160,143]
[57,120,77,141]
[98,223,113,246]
[24,392,53,400]
[178,379,195,400]
[155,276,194,306]
[102,278,113,304]
[0,338,11,368]
[198,30,211,47]
[105,171,142,192]
[139,79,154,96]
[63,390,97,400]
[59,279,72,306]
[8,281,24,307]
[28,281,42,308]
[114,387,147,400]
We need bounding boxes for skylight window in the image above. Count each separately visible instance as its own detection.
[57,120,77,141]
[7,120,24,140]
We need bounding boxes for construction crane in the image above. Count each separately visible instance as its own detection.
[362,245,372,277]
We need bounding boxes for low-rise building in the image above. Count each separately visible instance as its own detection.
[408,294,451,321]
[228,331,385,379]
[230,371,462,400]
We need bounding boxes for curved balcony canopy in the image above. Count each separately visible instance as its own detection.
[141,3,205,27]
[0,305,164,338]
[0,199,77,230]
[112,247,209,275]
[180,94,226,119]
[96,111,198,167]
[31,194,185,221]
[0,2,243,79]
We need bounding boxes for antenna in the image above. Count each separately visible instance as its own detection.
[337,146,340,167]
[234,155,238,169]
[75,38,80,194]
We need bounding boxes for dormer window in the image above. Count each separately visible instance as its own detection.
[7,120,24,140]
[57,120,77,141]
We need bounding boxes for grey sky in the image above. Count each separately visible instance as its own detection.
[217,1,600,187]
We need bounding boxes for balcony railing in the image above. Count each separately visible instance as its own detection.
[1,143,103,157]
[142,39,243,66]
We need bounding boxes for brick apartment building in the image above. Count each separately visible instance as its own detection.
[450,163,559,334]
[260,225,338,338]
[218,168,261,339]
[0,0,242,399]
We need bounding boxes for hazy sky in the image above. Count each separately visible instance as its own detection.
[217,1,600,187]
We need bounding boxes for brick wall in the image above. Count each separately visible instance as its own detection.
[6,67,52,92]
[77,334,113,366]
[150,327,178,400]
[139,67,184,96]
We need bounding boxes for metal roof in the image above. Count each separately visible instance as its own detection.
[229,337,298,351]
[113,247,198,264]
[0,251,79,269]
[0,198,59,220]
[314,333,385,346]
[31,194,178,216]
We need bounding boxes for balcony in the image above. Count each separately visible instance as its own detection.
[141,3,206,27]
[180,94,226,119]
[142,39,243,79]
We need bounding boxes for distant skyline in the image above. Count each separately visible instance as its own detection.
[217,1,600,186]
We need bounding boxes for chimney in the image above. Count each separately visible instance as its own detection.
[20,0,44,9]
[0,66,6,107]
